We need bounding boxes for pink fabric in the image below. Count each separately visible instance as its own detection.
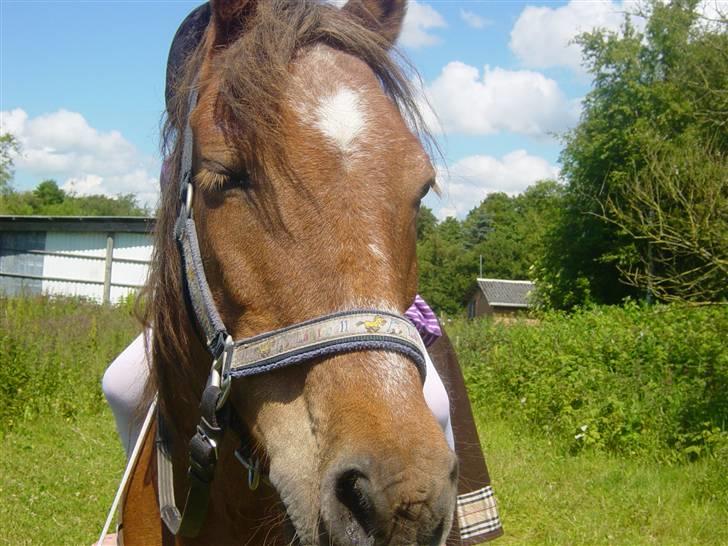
[405,294,442,347]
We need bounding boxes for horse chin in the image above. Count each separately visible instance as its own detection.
[267,462,323,546]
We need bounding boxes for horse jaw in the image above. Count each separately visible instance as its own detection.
[235,351,456,546]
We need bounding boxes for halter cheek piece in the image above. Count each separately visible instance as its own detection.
[157,87,429,537]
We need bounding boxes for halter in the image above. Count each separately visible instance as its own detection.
[156,86,429,537]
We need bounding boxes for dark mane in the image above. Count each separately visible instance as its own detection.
[142,0,435,416]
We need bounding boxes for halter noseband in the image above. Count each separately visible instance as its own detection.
[157,86,428,537]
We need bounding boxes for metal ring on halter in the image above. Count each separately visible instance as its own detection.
[182,181,194,219]
[234,450,261,491]
[248,458,261,491]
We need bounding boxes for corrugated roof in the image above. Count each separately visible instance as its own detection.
[0,215,155,233]
[476,278,535,307]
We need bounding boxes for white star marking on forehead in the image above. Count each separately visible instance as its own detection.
[314,87,366,155]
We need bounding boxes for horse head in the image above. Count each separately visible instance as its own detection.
[147,1,456,543]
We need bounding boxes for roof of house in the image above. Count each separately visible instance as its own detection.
[0,215,155,233]
[476,278,535,308]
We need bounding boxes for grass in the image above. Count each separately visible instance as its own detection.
[0,411,125,545]
[0,297,726,544]
[1,410,725,545]
[0,295,136,546]
[478,417,728,545]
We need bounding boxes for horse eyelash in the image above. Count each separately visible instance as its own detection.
[421,178,440,201]
[196,169,252,191]
[195,169,230,190]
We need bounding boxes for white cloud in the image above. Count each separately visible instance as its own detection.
[460,9,491,29]
[510,0,642,73]
[511,0,723,73]
[421,61,580,137]
[399,0,447,48]
[430,151,559,219]
[1,108,160,207]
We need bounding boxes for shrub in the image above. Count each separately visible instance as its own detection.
[452,303,728,461]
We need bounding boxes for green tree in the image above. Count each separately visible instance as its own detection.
[416,205,437,241]
[416,181,564,314]
[33,180,65,206]
[537,0,727,308]
[417,216,473,315]
[0,179,148,216]
[0,133,19,195]
[466,181,564,280]
[600,133,727,303]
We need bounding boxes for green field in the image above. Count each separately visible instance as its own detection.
[1,297,726,545]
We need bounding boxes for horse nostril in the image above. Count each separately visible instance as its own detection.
[335,468,377,536]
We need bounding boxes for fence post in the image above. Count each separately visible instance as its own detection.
[103,233,114,304]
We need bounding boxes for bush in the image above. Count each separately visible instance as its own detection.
[0,295,140,433]
[452,303,728,462]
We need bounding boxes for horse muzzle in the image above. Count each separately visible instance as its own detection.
[318,450,458,546]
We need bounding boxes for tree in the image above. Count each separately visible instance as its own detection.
[33,180,65,206]
[0,179,148,216]
[600,135,727,303]
[417,216,474,315]
[0,133,19,195]
[416,181,564,314]
[466,181,564,281]
[416,205,437,241]
[537,0,727,308]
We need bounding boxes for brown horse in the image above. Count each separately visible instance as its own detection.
[122,0,457,544]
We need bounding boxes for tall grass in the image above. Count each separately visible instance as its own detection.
[0,295,140,433]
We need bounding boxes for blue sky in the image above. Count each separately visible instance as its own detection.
[1,0,649,217]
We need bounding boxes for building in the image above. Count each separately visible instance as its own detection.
[467,278,535,318]
[0,216,154,304]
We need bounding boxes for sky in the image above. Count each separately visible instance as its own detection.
[0,0,687,218]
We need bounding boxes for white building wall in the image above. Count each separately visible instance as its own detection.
[110,232,153,302]
[40,231,153,303]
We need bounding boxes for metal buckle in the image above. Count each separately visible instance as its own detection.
[209,335,234,410]
[195,423,219,462]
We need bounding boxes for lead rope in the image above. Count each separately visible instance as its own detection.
[97,396,158,546]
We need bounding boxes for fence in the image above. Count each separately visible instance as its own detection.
[0,216,155,304]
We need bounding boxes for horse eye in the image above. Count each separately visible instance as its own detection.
[221,171,251,191]
[234,172,252,189]
[419,184,431,201]
[416,179,434,206]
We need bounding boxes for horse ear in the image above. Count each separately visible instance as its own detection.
[342,0,407,48]
[210,0,257,47]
